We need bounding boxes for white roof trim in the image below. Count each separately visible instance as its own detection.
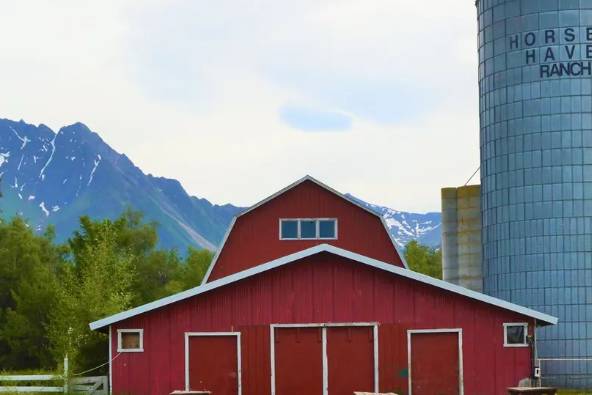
[90,244,557,330]
[201,175,408,284]
[201,216,236,285]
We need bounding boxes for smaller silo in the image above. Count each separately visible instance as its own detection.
[441,185,482,292]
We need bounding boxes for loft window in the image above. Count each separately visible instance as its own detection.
[300,220,317,239]
[280,220,298,239]
[279,219,338,240]
[319,219,336,239]
[117,329,144,352]
[503,323,528,347]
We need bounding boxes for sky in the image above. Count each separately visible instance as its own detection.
[0,1,479,213]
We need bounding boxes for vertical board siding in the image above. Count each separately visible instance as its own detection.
[208,181,404,282]
[112,254,536,395]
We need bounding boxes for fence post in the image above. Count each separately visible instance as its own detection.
[63,355,69,394]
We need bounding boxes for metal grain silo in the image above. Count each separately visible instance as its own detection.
[476,0,592,387]
[441,185,483,292]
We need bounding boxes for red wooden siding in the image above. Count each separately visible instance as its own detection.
[326,326,375,394]
[111,253,535,395]
[207,180,404,282]
[410,332,460,395]
[274,327,323,395]
[188,335,238,394]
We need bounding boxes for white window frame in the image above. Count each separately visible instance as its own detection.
[184,332,242,394]
[407,328,464,395]
[117,329,144,352]
[503,322,529,347]
[270,322,378,395]
[279,218,338,241]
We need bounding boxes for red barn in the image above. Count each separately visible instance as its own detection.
[90,176,557,395]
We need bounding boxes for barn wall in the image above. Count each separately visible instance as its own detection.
[111,254,535,395]
[207,180,404,281]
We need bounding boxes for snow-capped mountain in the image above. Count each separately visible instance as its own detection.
[347,195,441,248]
[0,118,441,251]
[0,119,240,250]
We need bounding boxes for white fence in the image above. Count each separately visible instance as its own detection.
[0,358,107,394]
[70,377,108,394]
[0,375,107,394]
[0,374,64,393]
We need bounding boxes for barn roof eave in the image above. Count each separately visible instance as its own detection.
[89,244,558,331]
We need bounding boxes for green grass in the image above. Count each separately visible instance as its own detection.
[559,390,592,394]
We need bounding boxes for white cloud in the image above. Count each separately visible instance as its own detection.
[0,0,479,212]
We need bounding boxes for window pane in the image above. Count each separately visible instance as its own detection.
[121,332,141,349]
[319,220,336,238]
[281,220,298,239]
[506,325,526,344]
[300,220,317,239]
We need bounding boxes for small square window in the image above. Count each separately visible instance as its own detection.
[280,220,299,239]
[319,220,337,239]
[300,220,317,239]
[118,329,143,352]
[504,323,528,347]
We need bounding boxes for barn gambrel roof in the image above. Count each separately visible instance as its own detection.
[90,244,558,330]
[201,175,410,284]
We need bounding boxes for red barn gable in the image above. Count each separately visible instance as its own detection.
[203,176,407,282]
[90,177,557,395]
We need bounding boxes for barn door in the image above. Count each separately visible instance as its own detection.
[187,333,241,395]
[274,327,323,395]
[273,325,377,395]
[326,326,375,395]
[409,330,462,395]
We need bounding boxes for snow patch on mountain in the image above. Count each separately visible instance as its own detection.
[0,152,9,167]
[39,202,50,217]
[87,155,101,185]
[39,133,57,180]
[10,126,30,150]
[346,194,441,248]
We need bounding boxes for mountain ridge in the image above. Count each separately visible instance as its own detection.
[0,118,441,251]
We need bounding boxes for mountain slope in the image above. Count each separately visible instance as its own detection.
[0,119,241,251]
[0,118,441,251]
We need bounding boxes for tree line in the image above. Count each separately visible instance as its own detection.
[0,210,212,374]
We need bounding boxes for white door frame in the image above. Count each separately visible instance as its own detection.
[407,328,464,395]
[184,331,242,395]
[270,322,379,395]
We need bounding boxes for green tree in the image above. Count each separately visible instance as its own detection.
[69,209,158,263]
[404,240,442,279]
[133,249,184,304]
[181,247,214,289]
[0,219,65,370]
[49,216,136,372]
[48,210,214,372]
[0,207,214,372]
